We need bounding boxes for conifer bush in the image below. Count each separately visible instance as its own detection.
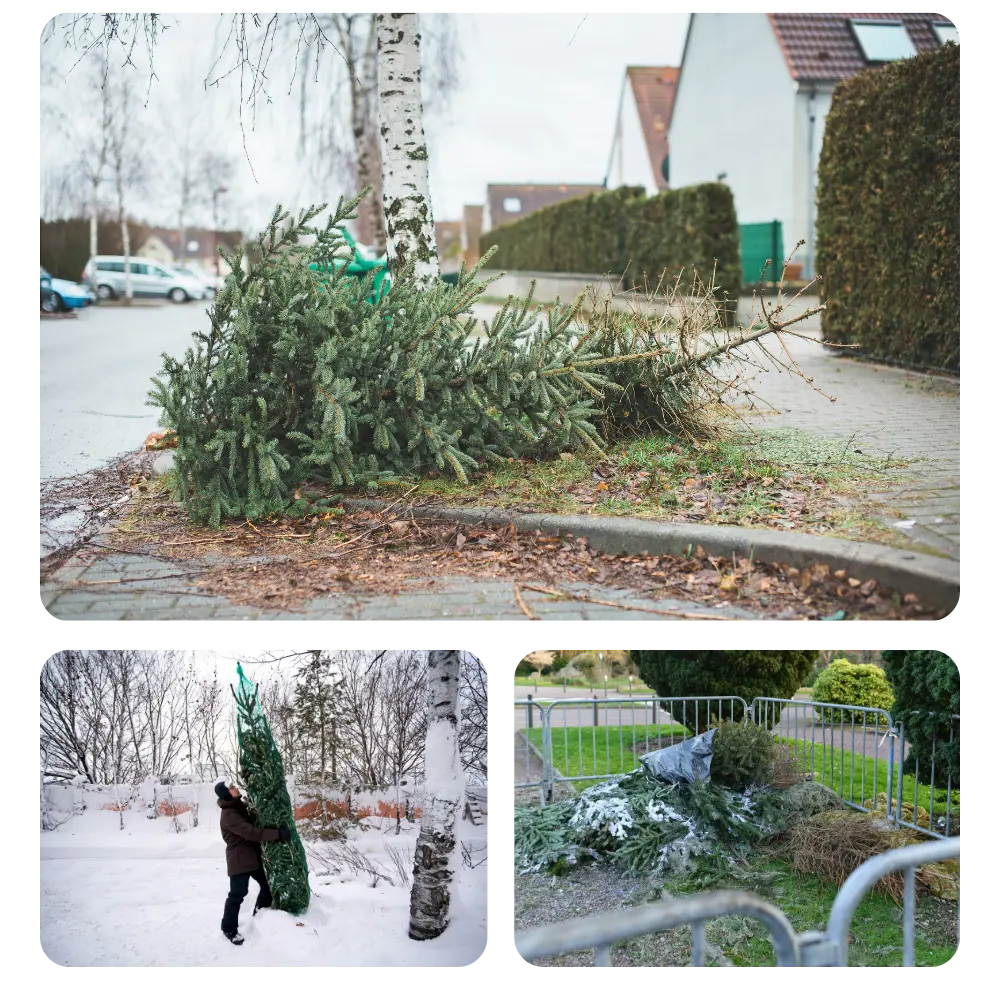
[710,721,777,790]
[151,195,819,526]
[149,195,777,527]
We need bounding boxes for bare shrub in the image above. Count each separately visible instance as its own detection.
[307,840,393,887]
[461,840,487,869]
[383,841,413,887]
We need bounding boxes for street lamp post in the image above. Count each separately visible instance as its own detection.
[212,184,228,278]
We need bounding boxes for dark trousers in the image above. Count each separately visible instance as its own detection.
[221,868,272,935]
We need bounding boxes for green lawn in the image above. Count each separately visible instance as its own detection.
[514,676,654,694]
[526,724,686,786]
[521,722,957,828]
[696,860,957,967]
[781,737,959,824]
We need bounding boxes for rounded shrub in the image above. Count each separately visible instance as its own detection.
[812,659,894,724]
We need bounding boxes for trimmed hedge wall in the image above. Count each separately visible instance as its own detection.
[816,43,959,372]
[481,183,741,305]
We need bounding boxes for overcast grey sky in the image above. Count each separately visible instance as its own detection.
[40,13,689,233]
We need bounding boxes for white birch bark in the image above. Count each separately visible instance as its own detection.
[376,13,440,286]
[408,649,462,940]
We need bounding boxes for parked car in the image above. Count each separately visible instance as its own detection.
[81,256,207,302]
[171,263,221,298]
[40,267,95,312]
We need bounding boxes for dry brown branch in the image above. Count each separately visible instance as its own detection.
[517,583,734,621]
[513,583,540,620]
[160,536,241,547]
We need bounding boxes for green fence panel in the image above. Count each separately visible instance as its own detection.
[740,221,783,284]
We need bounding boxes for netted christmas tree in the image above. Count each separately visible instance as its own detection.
[150,192,821,526]
[231,663,311,915]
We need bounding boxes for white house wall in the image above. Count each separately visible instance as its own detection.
[610,85,659,194]
[791,86,833,277]
[669,14,796,244]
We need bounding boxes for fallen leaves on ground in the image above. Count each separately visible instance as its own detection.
[76,490,941,620]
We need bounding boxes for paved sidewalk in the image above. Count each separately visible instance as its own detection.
[731,320,959,561]
[472,300,959,560]
[41,548,758,620]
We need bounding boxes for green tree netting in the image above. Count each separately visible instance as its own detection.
[231,663,311,915]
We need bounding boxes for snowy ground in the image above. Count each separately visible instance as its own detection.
[41,792,486,966]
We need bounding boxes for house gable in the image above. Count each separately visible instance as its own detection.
[669,13,795,228]
[768,13,954,83]
[626,67,678,191]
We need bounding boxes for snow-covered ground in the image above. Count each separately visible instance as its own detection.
[41,785,486,966]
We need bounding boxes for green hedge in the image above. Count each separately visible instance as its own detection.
[816,43,959,372]
[812,659,894,724]
[481,183,741,307]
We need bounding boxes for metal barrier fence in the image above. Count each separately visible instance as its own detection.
[513,695,748,804]
[515,695,959,838]
[516,837,959,966]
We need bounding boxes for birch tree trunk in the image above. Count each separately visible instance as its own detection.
[408,649,462,940]
[89,188,99,290]
[376,13,439,287]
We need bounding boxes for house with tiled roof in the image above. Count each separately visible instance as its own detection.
[668,13,958,278]
[485,184,605,231]
[606,66,679,192]
[135,226,244,277]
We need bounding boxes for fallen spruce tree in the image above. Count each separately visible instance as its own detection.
[150,193,823,526]
[515,721,957,903]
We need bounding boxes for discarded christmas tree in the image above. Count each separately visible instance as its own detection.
[231,662,311,915]
[149,191,823,528]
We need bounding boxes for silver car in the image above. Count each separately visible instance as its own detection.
[83,256,206,303]
[171,263,222,299]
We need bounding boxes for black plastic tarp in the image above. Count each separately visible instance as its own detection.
[640,729,716,783]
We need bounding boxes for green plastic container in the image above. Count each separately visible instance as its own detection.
[309,227,391,303]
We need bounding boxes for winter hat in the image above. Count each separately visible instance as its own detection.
[215,781,233,801]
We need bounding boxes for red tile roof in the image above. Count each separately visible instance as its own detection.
[768,13,953,82]
[627,67,678,191]
[486,184,604,230]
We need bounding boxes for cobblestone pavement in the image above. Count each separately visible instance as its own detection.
[730,314,959,561]
[474,300,959,560]
[41,547,758,620]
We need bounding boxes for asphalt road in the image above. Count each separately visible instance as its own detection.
[40,301,207,480]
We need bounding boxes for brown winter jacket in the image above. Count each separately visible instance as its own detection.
[218,797,280,876]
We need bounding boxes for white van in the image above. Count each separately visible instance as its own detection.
[82,256,207,303]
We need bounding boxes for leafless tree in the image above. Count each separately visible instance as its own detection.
[137,651,186,780]
[460,654,488,781]
[101,651,147,827]
[337,650,389,785]
[44,56,113,273]
[159,83,220,262]
[40,651,98,782]
[376,651,427,786]
[195,668,226,779]
[106,68,147,303]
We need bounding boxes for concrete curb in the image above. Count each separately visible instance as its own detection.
[341,500,959,614]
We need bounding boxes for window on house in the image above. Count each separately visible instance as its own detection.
[933,22,959,46]
[502,197,522,213]
[850,20,917,62]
